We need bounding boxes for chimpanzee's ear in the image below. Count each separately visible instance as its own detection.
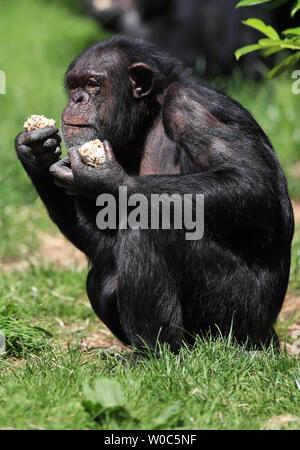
[128,63,154,98]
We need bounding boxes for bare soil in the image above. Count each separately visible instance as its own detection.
[37,230,87,269]
[292,200,300,226]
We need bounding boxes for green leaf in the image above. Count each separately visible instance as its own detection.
[258,38,283,46]
[235,43,263,60]
[242,18,280,40]
[236,0,289,8]
[257,37,300,50]
[282,27,300,36]
[82,398,104,419]
[151,402,183,430]
[82,378,134,423]
[263,37,300,50]
[236,0,272,7]
[83,378,125,409]
[261,46,283,57]
[291,0,300,17]
[291,37,300,46]
[266,52,300,79]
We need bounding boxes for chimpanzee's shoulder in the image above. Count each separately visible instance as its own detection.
[162,81,227,142]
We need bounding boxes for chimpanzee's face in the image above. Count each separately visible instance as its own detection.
[61,48,127,148]
[61,48,155,151]
[61,64,111,148]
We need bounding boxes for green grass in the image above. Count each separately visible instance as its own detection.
[0,0,299,430]
[0,335,299,430]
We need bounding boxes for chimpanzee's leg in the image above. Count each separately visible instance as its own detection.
[117,229,183,353]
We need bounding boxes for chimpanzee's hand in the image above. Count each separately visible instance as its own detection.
[15,127,62,176]
[49,141,126,197]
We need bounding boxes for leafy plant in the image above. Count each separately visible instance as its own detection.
[82,377,184,429]
[82,378,134,424]
[150,402,183,430]
[0,302,52,357]
[235,0,300,78]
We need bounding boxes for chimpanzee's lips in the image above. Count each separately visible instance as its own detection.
[62,123,91,128]
[61,122,99,148]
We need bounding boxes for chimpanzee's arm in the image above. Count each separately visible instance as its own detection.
[15,128,106,257]
[127,89,283,238]
[127,158,278,239]
[32,172,100,255]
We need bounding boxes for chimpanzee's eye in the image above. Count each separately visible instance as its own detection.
[69,83,78,92]
[86,79,99,88]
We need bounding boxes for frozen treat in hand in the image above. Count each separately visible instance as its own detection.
[78,139,106,167]
[24,114,56,131]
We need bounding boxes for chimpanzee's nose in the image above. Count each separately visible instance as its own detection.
[72,90,89,104]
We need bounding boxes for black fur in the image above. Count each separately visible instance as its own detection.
[15,36,294,353]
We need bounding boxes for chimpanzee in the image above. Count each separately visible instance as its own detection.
[15,36,294,355]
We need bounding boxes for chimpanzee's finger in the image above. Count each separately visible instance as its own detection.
[42,136,61,150]
[41,146,62,158]
[36,147,62,165]
[20,127,59,145]
[15,132,29,148]
[49,157,74,183]
[103,140,116,161]
[68,147,85,171]
[16,144,36,165]
[31,139,61,155]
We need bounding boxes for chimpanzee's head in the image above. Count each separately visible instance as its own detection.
[61,36,181,153]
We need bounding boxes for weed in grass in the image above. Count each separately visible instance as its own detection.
[0,302,52,357]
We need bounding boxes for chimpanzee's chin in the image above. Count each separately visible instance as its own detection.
[61,125,99,149]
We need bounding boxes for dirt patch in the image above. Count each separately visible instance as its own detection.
[291,160,300,180]
[54,317,128,353]
[279,292,300,354]
[37,230,87,269]
[292,200,300,226]
[78,333,128,353]
[262,414,300,430]
[1,260,32,274]
[280,292,300,320]
[1,231,87,273]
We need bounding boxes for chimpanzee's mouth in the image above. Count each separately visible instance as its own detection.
[61,122,99,149]
[62,123,91,128]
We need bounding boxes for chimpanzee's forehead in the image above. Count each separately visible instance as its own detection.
[72,48,127,73]
[66,68,106,84]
